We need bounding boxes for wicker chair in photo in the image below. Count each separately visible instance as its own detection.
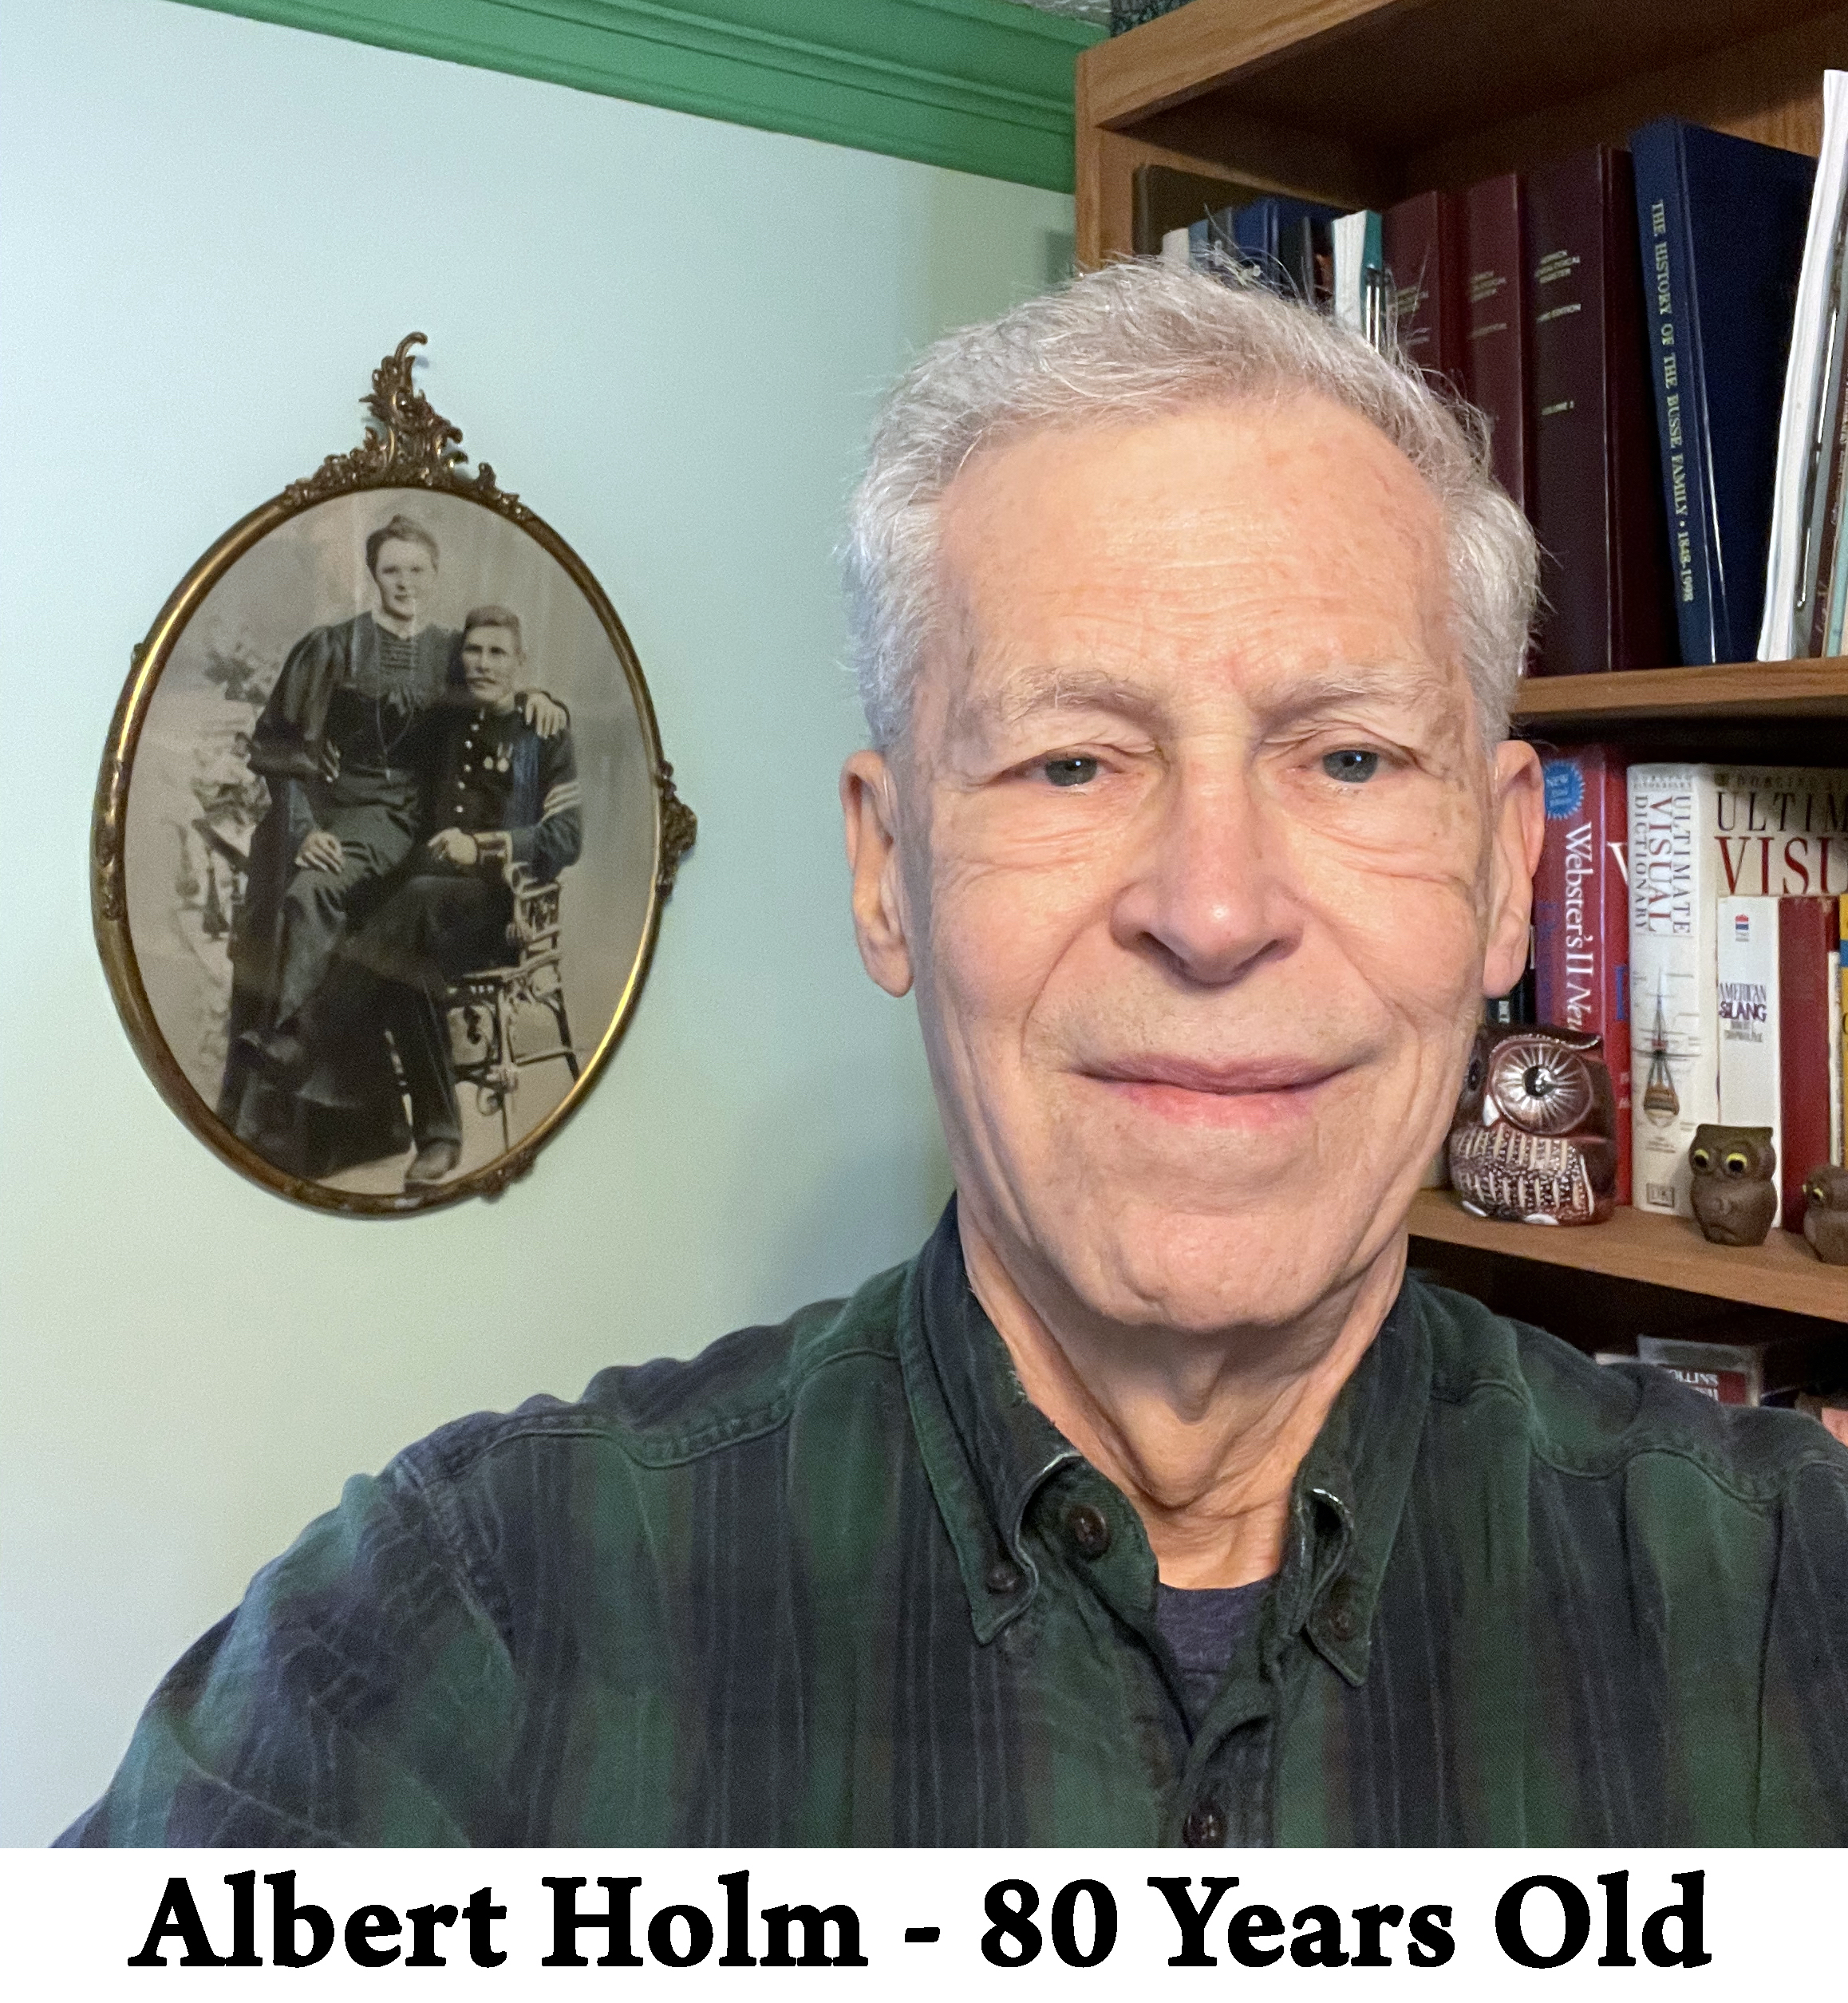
[444,863,580,1150]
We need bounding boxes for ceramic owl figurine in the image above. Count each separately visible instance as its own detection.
[1447,1024,1619,1226]
[1687,1125,1779,1247]
[1803,1165,1848,1265]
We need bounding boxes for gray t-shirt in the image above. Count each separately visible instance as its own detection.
[1155,1578,1272,1726]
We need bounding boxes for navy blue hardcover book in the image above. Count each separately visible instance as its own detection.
[1629,119,1814,666]
[1232,196,1341,304]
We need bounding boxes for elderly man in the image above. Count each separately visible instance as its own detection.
[65,264,1848,1847]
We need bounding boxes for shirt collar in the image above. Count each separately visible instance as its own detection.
[897,1198,1432,1676]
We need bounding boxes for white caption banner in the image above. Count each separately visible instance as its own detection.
[0,1849,1824,1992]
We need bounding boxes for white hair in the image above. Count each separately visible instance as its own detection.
[843,256,1537,755]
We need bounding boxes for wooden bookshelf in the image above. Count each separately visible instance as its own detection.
[1410,1191,1847,1322]
[1078,2,1848,1329]
[1076,0,1847,267]
[1514,658,1848,729]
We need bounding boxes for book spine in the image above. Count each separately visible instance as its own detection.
[1832,933,1844,1165]
[1528,155,1614,675]
[1716,897,1783,1180]
[1604,147,1678,674]
[1535,746,1632,1201]
[1633,126,1716,662]
[1463,173,1530,515]
[1778,898,1842,1227]
[1629,764,1720,1215]
[1709,766,1848,900]
[1601,755,1634,1207]
[1384,190,1466,393]
[1527,148,1675,675]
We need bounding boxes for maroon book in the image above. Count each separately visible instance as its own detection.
[1779,897,1842,1231]
[1383,189,1467,395]
[1463,172,1530,516]
[1533,745,1632,1204]
[1525,146,1676,675]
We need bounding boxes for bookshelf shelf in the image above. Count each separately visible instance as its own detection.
[1076,0,1843,265]
[1409,1190,1848,1322]
[1514,658,1848,728]
[1080,2,1848,1333]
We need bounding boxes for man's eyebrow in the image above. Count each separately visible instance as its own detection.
[1253,660,1455,721]
[965,658,1455,735]
[971,664,1165,732]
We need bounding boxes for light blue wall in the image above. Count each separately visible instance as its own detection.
[0,0,1071,1843]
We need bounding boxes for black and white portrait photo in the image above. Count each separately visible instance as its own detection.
[105,478,681,1213]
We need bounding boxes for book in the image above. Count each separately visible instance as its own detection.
[1716,897,1783,1182]
[1333,209,1386,346]
[1383,189,1466,393]
[1463,172,1531,514]
[1630,764,1848,1215]
[1534,746,1632,1202]
[1762,71,1848,660]
[1629,763,1720,1215]
[1834,920,1845,1169]
[1638,1312,1834,1406]
[1526,145,1676,676]
[1797,1392,1848,1447]
[1232,195,1340,304]
[1629,120,1814,667]
[1132,164,1254,256]
[1779,896,1844,1227]
[1712,766,1848,899]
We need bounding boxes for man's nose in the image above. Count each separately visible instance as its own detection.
[1108,761,1298,987]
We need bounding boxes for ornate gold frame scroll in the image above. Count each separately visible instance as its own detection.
[93,335,695,1215]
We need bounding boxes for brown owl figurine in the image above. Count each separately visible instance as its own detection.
[1803,1165,1848,1266]
[1688,1125,1779,1247]
[1447,1024,1619,1225]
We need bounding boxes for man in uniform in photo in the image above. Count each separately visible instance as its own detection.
[338,603,582,1188]
[219,515,564,1167]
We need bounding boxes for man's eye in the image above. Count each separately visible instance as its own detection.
[1041,756,1100,788]
[1322,749,1380,784]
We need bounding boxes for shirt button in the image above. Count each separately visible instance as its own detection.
[1182,1800,1226,1847]
[1325,1575,1361,1642]
[985,1557,1024,1595]
[1065,1503,1112,1560]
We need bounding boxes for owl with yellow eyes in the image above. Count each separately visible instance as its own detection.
[1688,1125,1778,1247]
[1803,1164,1848,1266]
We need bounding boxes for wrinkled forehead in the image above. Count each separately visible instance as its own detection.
[916,397,1462,744]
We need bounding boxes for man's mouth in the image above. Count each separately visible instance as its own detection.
[1080,1054,1347,1127]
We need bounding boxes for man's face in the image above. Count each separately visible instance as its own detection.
[460,625,522,709]
[846,396,1540,1337]
[371,539,436,623]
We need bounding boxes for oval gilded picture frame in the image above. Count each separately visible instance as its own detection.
[93,335,695,1216]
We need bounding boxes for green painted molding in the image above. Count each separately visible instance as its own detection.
[169,0,1101,190]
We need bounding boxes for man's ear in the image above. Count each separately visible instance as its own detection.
[1481,738,1545,1001]
[841,749,915,998]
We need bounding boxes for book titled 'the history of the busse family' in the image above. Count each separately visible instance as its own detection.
[1629,118,1814,668]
